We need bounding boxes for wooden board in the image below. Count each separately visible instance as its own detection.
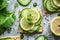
[19,23,43,33]
[0,36,21,40]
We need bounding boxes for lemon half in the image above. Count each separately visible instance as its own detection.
[50,16,60,36]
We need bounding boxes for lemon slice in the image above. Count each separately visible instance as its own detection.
[50,16,60,36]
[20,17,34,31]
[25,8,40,23]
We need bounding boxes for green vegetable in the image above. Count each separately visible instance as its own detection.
[33,2,37,7]
[18,0,32,6]
[52,0,60,7]
[0,8,16,34]
[20,34,24,39]
[43,0,60,12]
[43,0,48,9]
[35,35,48,40]
[28,16,42,33]
[50,0,58,9]
[28,25,40,33]
[46,0,56,12]
[0,0,9,10]
[36,15,42,26]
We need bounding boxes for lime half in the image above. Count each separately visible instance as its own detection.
[25,8,40,23]
[20,17,34,31]
[50,16,60,36]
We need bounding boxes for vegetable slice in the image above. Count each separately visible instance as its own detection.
[46,0,56,12]
[53,0,60,7]
[43,0,48,9]
[20,8,30,19]
[28,9,42,33]
[35,35,48,40]
[18,0,31,6]
[0,9,16,34]
[50,0,59,9]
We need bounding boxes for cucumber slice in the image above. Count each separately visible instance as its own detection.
[20,8,30,19]
[53,0,60,7]
[46,0,56,12]
[28,15,42,33]
[50,0,59,9]
[36,15,42,26]
[35,35,48,40]
[43,0,48,9]
[28,25,40,33]
[18,0,31,6]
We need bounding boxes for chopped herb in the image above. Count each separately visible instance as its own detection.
[33,2,37,7]
[28,13,32,17]
[20,34,24,39]
[27,18,32,22]
[27,13,32,22]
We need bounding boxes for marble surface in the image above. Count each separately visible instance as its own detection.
[1,0,60,40]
